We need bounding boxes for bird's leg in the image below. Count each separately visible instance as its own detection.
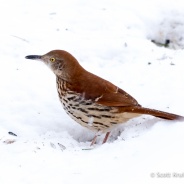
[102,132,110,144]
[90,135,98,146]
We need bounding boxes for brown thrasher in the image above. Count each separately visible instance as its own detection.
[25,50,184,145]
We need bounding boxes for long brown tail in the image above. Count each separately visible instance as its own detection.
[118,106,184,120]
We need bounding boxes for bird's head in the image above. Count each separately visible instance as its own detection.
[25,50,82,80]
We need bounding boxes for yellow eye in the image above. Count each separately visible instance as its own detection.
[50,57,55,62]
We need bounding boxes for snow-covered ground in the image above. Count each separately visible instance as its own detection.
[1,0,184,183]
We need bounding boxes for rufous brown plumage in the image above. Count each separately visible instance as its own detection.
[25,50,184,145]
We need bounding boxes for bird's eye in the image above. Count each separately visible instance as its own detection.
[50,57,56,62]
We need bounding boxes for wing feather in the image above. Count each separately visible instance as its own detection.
[69,71,140,107]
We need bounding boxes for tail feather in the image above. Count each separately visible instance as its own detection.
[118,106,184,121]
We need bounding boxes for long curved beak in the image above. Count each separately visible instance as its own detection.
[25,55,42,60]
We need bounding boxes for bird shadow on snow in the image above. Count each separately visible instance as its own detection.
[112,116,160,142]
[0,116,168,150]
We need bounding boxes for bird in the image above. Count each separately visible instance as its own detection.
[25,50,184,146]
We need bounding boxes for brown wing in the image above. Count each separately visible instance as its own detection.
[95,82,140,107]
[69,70,140,107]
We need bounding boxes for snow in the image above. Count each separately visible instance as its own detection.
[1,0,184,183]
